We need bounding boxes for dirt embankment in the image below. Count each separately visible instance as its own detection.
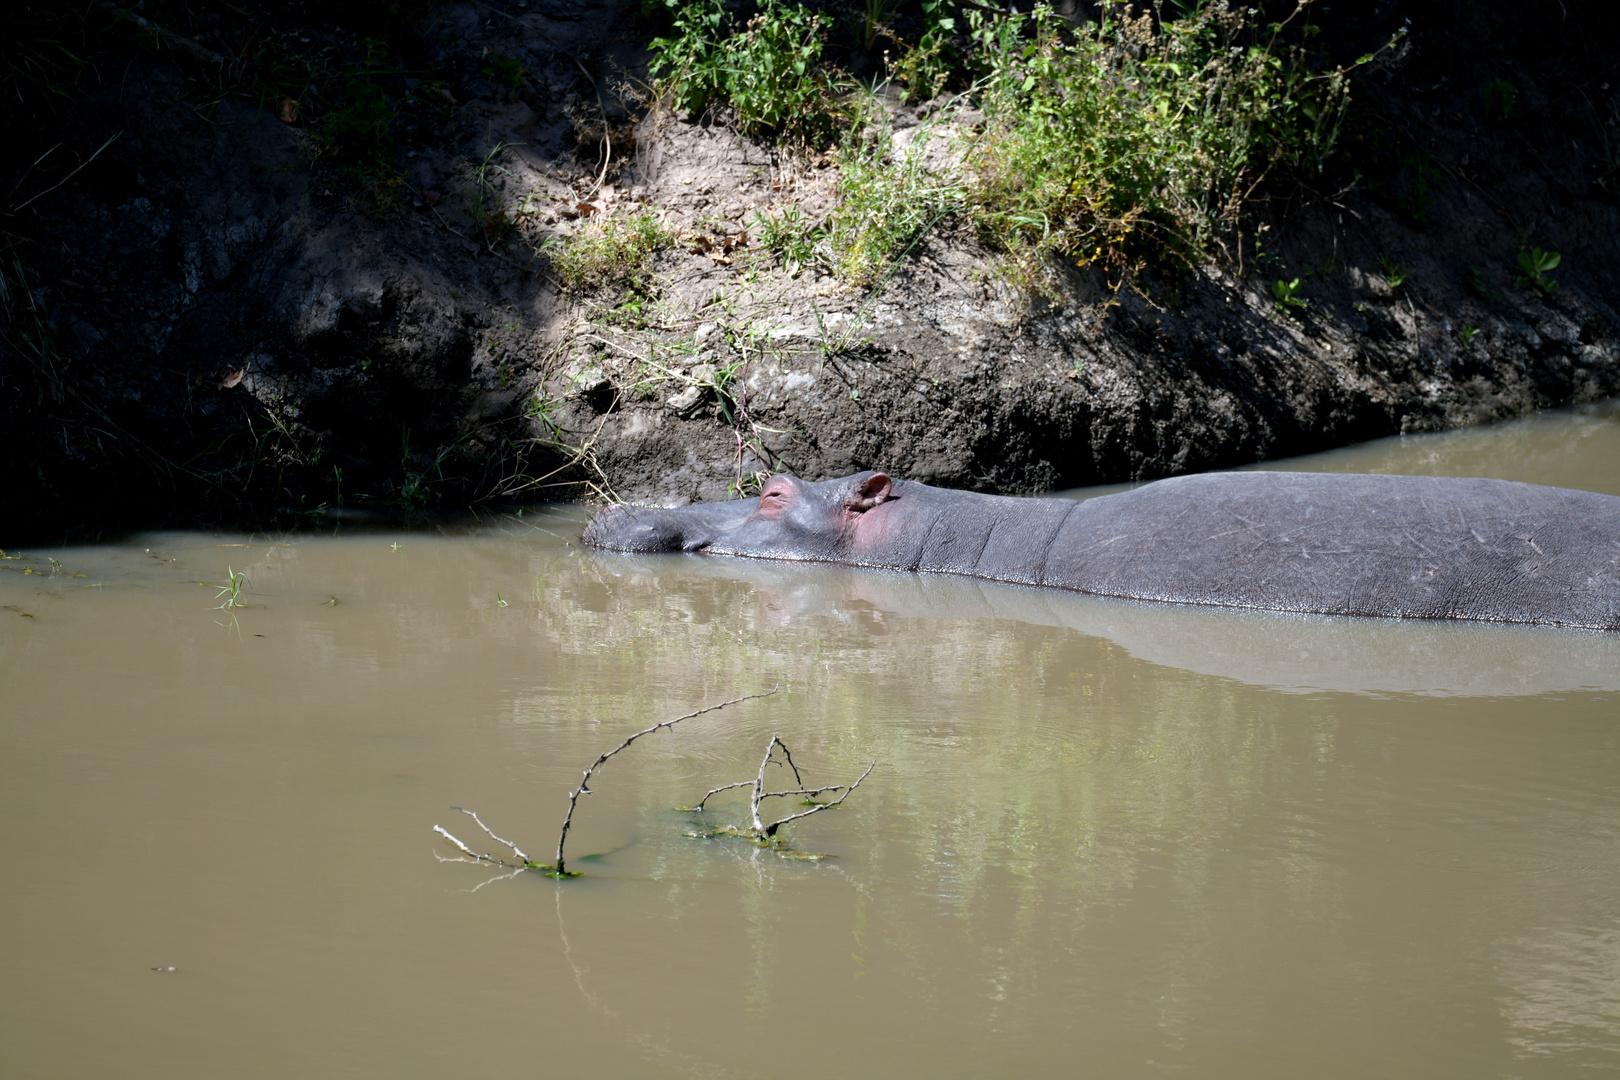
[3,1,1616,537]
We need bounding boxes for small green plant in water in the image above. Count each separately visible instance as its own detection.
[214,568,248,610]
[1516,247,1560,297]
[434,689,790,878]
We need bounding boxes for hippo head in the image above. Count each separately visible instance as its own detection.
[581,472,895,561]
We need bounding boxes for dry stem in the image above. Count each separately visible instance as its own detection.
[554,686,779,874]
[452,806,529,863]
[693,733,876,841]
[759,760,875,836]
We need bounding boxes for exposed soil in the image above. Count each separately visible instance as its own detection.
[3,0,1617,538]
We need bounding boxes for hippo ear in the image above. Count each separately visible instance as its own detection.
[845,472,892,512]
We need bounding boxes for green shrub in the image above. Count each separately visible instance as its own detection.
[828,107,965,286]
[751,202,824,277]
[481,52,525,88]
[317,78,396,162]
[649,0,852,143]
[963,3,1385,283]
[886,0,957,103]
[548,211,675,292]
[1516,246,1560,297]
[1271,277,1305,310]
[1480,78,1516,122]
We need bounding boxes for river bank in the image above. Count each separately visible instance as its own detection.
[3,0,1616,538]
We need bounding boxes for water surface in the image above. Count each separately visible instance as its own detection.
[2,403,1617,1078]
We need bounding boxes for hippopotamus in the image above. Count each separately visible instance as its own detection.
[581,471,1620,631]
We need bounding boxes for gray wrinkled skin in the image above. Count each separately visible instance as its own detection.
[581,471,1620,630]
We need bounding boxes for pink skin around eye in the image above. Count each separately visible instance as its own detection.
[755,478,793,519]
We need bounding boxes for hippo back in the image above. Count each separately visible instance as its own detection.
[1043,472,1620,631]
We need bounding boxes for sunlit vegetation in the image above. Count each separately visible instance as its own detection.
[646,0,1399,291]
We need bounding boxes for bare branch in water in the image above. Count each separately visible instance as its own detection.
[774,739,806,789]
[759,783,858,801]
[453,806,529,864]
[748,735,791,833]
[718,733,876,840]
[435,687,867,878]
[689,779,755,811]
[554,686,780,874]
[760,760,876,836]
[432,825,490,861]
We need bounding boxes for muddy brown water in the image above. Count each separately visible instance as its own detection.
[3,402,1618,1079]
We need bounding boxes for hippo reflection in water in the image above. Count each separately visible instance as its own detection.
[581,471,1620,632]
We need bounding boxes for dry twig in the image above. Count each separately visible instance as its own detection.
[687,733,876,843]
[553,686,780,873]
[433,686,871,878]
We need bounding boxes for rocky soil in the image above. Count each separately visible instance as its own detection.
[3,0,1616,538]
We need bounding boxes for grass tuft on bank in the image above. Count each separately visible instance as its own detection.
[647,0,1397,292]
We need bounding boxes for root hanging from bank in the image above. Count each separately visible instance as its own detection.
[431,685,874,880]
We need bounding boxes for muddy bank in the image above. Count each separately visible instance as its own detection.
[2,0,1616,537]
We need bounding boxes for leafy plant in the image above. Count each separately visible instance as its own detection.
[1378,253,1410,289]
[855,0,899,55]
[1516,247,1561,296]
[548,211,675,292]
[828,103,964,286]
[1271,277,1306,311]
[649,0,852,143]
[481,51,525,88]
[1457,325,1479,347]
[213,568,248,611]
[463,142,518,248]
[528,388,564,440]
[886,0,956,103]
[317,78,396,163]
[963,3,1395,286]
[750,202,824,276]
[1480,78,1516,122]
[1393,151,1440,224]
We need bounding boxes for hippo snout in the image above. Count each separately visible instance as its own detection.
[581,497,760,553]
[581,504,684,552]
